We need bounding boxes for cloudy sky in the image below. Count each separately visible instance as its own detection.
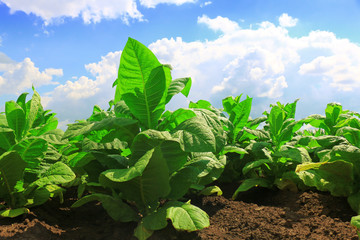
[1,0,360,130]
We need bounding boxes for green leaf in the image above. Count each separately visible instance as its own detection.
[24,89,42,135]
[72,193,139,222]
[29,162,76,189]
[134,222,154,240]
[166,77,192,104]
[157,108,196,132]
[12,138,48,168]
[0,208,29,218]
[268,106,285,139]
[232,178,272,200]
[296,160,354,196]
[348,192,360,214]
[172,116,216,152]
[221,145,247,155]
[167,161,208,200]
[0,127,15,151]
[351,215,360,238]
[337,126,360,147]
[100,147,171,212]
[114,38,170,129]
[63,117,139,143]
[164,201,210,231]
[242,159,272,176]
[199,185,223,196]
[0,151,26,207]
[5,101,26,141]
[115,37,161,102]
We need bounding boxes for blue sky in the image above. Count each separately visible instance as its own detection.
[1,0,360,130]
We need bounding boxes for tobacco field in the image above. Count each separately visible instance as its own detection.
[1,38,360,239]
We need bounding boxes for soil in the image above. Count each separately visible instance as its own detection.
[0,184,358,240]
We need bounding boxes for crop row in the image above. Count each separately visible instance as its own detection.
[1,38,360,239]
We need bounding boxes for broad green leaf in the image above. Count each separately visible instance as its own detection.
[24,89,41,135]
[122,66,169,129]
[268,106,284,139]
[278,120,303,147]
[0,151,26,206]
[283,99,299,119]
[315,135,347,148]
[325,103,342,127]
[29,162,76,189]
[194,109,226,153]
[243,128,270,141]
[82,138,128,152]
[129,130,186,173]
[195,153,226,186]
[351,215,360,237]
[199,185,223,196]
[296,160,354,196]
[165,201,210,231]
[232,178,272,200]
[143,207,168,231]
[157,108,196,131]
[12,138,47,168]
[229,96,252,137]
[348,192,360,214]
[275,146,312,164]
[0,208,29,218]
[167,160,209,200]
[100,149,153,183]
[16,92,29,113]
[221,145,247,155]
[134,222,154,240]
[337,126,360,147]
[172,116,216,152]
[38,129,67,145]
[26,187,51,207]
[242,159,272,176]
[100,147,171,211]
[63,117,139,143]
[72,194,138,222]
[166,77,192,104]
[0,127,15,151]
[115,37,162,102]
[114,38,170,129]
[5,101,26,141]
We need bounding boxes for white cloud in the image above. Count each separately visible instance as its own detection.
[139,0,196,8]
[148,14,360,117]
[0,53,62,94]
[200,1,212,7]
[44,51,121,124]
[278,13,298,28]
[1,0,198,24]
[1,0,143,25]
[198,15,240,34]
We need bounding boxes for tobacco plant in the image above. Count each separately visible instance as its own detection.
[0,88,75,217]
[66,38,226,239]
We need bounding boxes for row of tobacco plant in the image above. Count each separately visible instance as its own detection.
[1,38,360,239]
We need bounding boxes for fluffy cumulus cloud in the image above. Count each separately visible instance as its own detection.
[1,0,143,24]
[44,51,121,125]
[139,0,196,8]
[149,14,360,117]
[0,0,197,25]
[198,15,240,34]
[0,53,62,95]
[278,13,298,27]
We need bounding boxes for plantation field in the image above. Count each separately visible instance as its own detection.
[1,38,360,239]
[0,184,357,239]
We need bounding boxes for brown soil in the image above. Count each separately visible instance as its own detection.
[0,185,358,240]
